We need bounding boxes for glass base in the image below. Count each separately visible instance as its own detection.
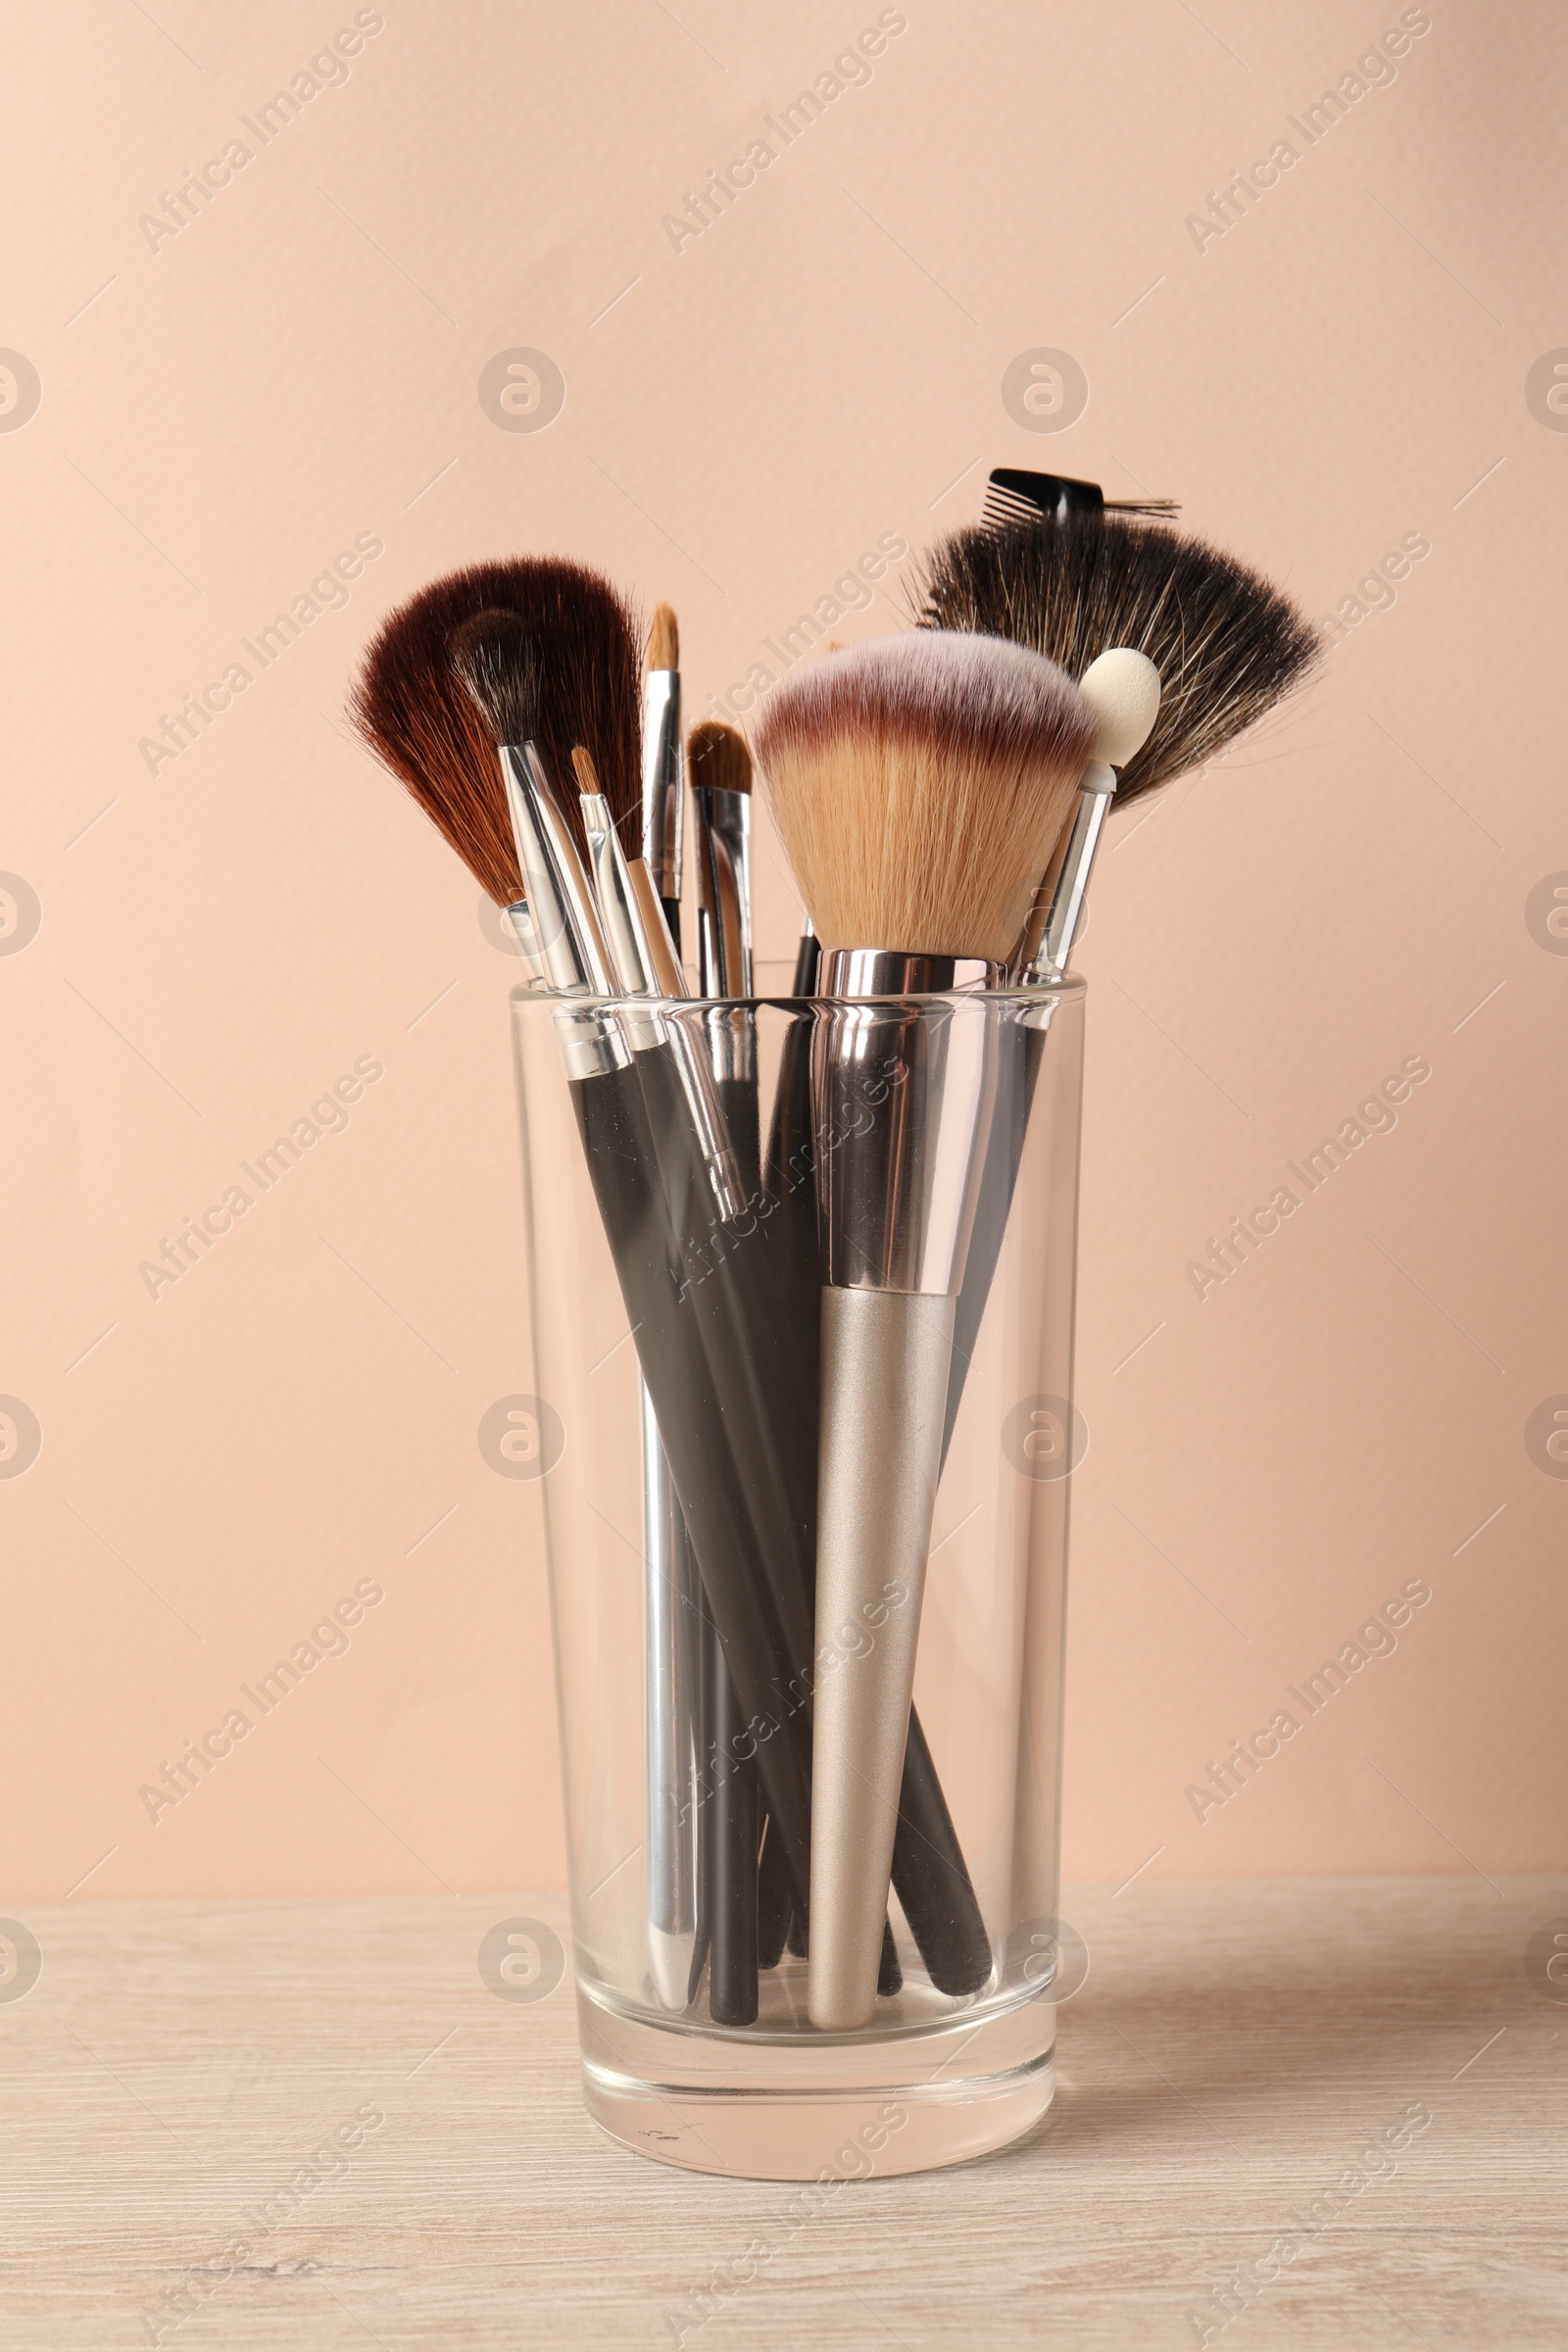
[575,1976,1057,2180]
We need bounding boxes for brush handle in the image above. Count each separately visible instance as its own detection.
[941,1016,1046,1472]
[757,1814,793,1971]
[641,1385,698,2009]
[708,1045,763,2028]
[568,1057,813,1917]
[765,988,991,2000]
[809,1286,955,2031]
[708,1632,760,2026]
[634,1043,820,1682]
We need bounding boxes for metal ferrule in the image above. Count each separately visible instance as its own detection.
[580,792,657,997]
[505,899,544,984]
[1026,760,1116,980]
[578,790,666,1055]
[575,789,744,1221]
[551,999,632,1082]
[813,950,999,1297]
[692,785,755,1090]
[693,788,753,998]
[641,669,683,902]
[501,742,611,993]
[501,743,627,1080]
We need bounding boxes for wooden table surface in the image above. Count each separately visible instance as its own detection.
[3,1874,1564,2348]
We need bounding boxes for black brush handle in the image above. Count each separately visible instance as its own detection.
[569,1057,812,1917]
[709,1638,760,2025]
[635,1045,819,1690]
[765,985,992,1998]
[757,1814,792,1970]
[941,1017,1045,1471]
[709,1054,763,2027]
[677,1542,711,2009]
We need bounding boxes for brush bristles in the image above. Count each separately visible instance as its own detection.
[451,610,541,753]
[914,514,1320,804]
[687,719,753,798]
[571,745,600,795]
[648,602,678,669]
[348,558,642,903]
[753,633,1094,962]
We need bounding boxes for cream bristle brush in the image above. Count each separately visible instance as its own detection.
[755,631,1095,2032]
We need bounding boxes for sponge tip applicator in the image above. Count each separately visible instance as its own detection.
[1079,648,1161,771]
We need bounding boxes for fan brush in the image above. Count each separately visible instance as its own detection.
[915,507,1320,806]
[349,558,642,903]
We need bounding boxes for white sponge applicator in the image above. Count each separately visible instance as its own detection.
[1078,647,1162,772]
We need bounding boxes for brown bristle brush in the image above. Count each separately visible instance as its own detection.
[348,559,642,907]
[753,629,1095,2033]
[366,588,829,1973]
[913,508,1320,806]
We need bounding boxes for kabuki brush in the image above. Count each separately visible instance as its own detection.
[688,727,901,2007]
[728,742,987,2003]
[756,632,1095,2030]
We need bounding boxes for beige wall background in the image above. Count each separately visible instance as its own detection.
[2,0,1563,1904]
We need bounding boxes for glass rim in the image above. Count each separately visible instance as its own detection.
[508,971,1088,1012]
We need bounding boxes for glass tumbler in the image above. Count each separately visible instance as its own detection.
[511,973,1085,2180]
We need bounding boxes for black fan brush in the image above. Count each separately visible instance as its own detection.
[915,505,1320,806]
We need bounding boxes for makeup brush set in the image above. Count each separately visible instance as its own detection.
[350,470,1318,2038]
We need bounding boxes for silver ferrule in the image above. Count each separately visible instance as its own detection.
[578,790,670,1056]
[551,999,631,1081]
[692,787,753,999]
[580,793,657,998]
[501,742,612,995]
[505,899,545,985]
[813,951,999,1296]
[577,790,744,1219]
[502,743,626,1080]
[692,785,755,1092]
[1027,760,1116,979]
[641,668,683,901]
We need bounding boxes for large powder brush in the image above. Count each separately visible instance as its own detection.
[349,558,642,905]
[754,629,1095,2032]
[755,630,1096,964]
[913,512,1320,804]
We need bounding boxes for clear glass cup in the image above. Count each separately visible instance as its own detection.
[511,970,1085,2180]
